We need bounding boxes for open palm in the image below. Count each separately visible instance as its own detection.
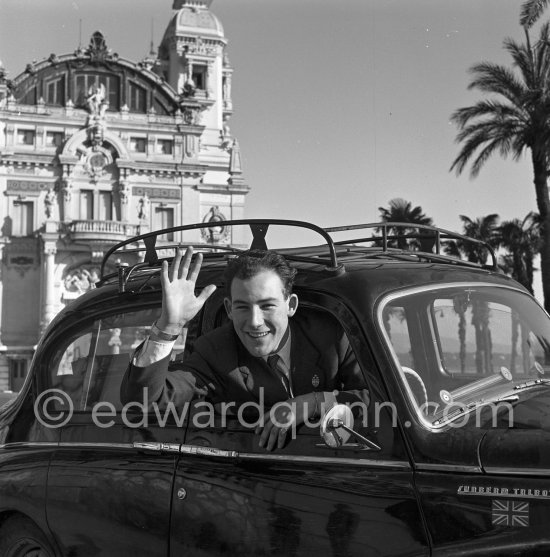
[157,247,217,331]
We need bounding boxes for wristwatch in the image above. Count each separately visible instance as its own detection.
[150,321,180,342]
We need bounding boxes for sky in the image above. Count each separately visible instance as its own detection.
[0,1,542,253]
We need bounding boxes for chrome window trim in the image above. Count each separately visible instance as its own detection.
[0,441,411,469]
[237,452,410,469]
[0,442,59,450]
[179,443,411,469]
[58,442,137,450]
[483,467,550,477]
[376,282,533,432]
[415,463,482,474]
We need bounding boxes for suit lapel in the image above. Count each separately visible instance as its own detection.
[289,319,324,394]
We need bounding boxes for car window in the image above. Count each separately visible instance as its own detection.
[48,306,201,413]
[379,285,550,428]
[433,298,546,377]
[43,299,397,459]
[183,303,399,460]
[50,308,161,411]
[382,306,414,368]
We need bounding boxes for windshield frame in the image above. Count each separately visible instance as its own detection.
[376,281,548,431]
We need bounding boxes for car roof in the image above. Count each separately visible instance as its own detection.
[43,219,523,334]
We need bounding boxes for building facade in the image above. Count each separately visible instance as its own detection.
[0,0,248,391]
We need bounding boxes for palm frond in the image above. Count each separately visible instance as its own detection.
[451,100,525,129]
[520,0,550,28]
[451,119,527,176]
[503,37,536,86]
[467,61,528,104]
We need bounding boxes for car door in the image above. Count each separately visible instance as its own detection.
[168,297,430,556]
[39,305,192,556]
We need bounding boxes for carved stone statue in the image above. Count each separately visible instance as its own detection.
[118,180,130,205]
[61,179,73,203]
[220,116,232,150]
[137,195,150,221]
[44,188,56,219]
[63,268,98,295]
[87,83,107,118]
[86,83,108,147]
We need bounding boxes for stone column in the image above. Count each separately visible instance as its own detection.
[41,242,57,333]
[224,74,232,110]
[0,241,6,348]
[118,180,130,222]
[61,178,73,222]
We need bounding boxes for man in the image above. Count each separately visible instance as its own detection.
[121,247,369,450]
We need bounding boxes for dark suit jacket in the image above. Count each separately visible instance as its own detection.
[120,310,369,411]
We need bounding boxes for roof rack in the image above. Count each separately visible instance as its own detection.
[324,221,498,270]
[100,219,341,282]
[99,219,498,292]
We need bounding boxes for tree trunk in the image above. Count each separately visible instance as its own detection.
[531,151,550,313]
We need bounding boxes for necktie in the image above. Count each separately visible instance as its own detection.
[267,354,290,394]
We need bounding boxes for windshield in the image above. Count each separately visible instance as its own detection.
[378,283,550,428]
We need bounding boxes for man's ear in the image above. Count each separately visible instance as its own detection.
[287,293,298,317]
[223,297,233,319]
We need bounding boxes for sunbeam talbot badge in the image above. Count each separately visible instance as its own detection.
[458,485,550,499]
[312,374,320,388]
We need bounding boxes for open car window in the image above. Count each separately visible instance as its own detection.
[183,302,399,461]
[40,297,398,460]
[379,284,550,428]
[46,307,201,413]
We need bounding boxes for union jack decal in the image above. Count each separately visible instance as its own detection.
[491,500,529,527]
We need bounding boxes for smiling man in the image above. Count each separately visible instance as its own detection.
[121,247,369,450]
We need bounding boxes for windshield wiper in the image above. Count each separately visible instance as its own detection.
[432,394,521,427]
[432,378,550,427]
[512,378,550,393]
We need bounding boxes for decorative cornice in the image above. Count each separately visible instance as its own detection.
[194,182,250,194]
[0,155,54,168]
[132,186,180,200]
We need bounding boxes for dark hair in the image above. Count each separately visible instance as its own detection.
[224,250,297,298]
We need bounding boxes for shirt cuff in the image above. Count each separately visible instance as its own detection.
[133,337,175,367]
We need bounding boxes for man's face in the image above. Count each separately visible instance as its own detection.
[224,269,298,358]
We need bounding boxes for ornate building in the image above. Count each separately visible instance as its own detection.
[0,0,248,391]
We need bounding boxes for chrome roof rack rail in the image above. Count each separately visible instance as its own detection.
[100,219,342,287]
[324,222,498,271]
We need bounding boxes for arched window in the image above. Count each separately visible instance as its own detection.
[45,76,65,106]
[74,73,120,111]
[129,82,147,113]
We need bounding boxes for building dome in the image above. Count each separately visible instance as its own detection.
[172,1,224,39]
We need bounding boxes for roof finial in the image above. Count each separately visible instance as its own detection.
[149,18,155,56]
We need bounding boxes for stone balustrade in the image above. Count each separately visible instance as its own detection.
[62,220,145,241]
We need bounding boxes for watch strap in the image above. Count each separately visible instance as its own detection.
[150,321,180,342]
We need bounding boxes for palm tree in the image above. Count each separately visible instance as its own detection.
[446,214,500,265]
[447,214,500,374]
[497,211,540,294]
[520,0,549,28]
[378,198,433,250]
[450,23,550,312]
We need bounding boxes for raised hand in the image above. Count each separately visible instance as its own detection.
[156,247,217,333]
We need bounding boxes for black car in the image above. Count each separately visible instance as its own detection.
[1,219,549,556]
